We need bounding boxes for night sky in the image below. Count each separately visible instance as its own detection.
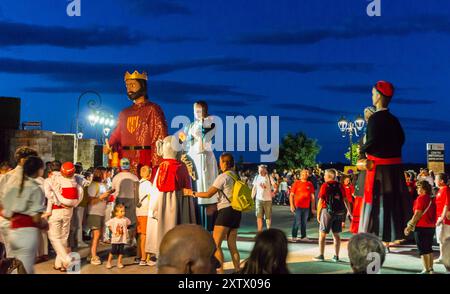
[0,0,449,164]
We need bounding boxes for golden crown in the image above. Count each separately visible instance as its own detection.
[124,70,148,81]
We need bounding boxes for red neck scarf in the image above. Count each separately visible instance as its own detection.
[156,159,191,192]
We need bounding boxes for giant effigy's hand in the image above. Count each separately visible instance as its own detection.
[181,153,197,181]
[103,143,112,155]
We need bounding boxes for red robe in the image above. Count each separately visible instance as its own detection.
[156,159,192,192]
[109,100,168,175]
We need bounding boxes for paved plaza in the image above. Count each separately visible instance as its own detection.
[35,205,447,274]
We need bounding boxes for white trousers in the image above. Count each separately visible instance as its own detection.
[0,216,11,257]
[37,230,49,257]
[48,208,73,268]
[436,223,450,244]
[9,227,39,274]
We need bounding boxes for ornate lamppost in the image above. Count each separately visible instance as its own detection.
[75,91,102,163]
[87,110,115,143]
[337,115,365,165]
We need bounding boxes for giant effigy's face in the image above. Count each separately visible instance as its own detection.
[371,87,380,107]
[157,136,180,159]
[194,104,205,120]
[126,79,142,101]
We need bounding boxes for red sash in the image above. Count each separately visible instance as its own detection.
[61,187,78,199]
[364,154,402,204]
[11,213,37,229]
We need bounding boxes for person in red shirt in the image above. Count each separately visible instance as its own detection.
[404,180,437,274]
[313,169,352,262]
[405,171,418,200]
[341,175,355,204]
[341,175,354,230]
[289,169,316,241]
[434,173,450,264]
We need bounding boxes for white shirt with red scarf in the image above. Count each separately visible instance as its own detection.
[1,177,45,229]
[44,173,83,212]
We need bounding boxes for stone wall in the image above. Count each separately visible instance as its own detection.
[9,130,54,163]
[77,138,97,168]
[0,130,97,167]
[52,134,75,164]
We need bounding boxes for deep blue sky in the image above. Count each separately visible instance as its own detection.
[0,0,449,164]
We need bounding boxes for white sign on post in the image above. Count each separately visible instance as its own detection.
[427,143,445,173]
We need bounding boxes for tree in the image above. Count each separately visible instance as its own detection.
[276,132,321,171]
[345,143,359,165]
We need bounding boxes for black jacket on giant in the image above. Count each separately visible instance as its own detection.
[360,110,405,158]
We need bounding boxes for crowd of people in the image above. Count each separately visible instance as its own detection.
[0,147,144,273]
[0,79,449,275]
[1,146,448,275]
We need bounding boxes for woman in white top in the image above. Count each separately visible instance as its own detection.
[1,156,47,274]
[185,152,241,274]
[86,168,115,265]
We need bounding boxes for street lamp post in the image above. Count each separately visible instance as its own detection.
[338,115,365,165]
[88,110,115,143]
[75,91,102,163]
[88,110,115,167]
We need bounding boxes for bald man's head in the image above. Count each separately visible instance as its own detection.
[157,224,219,274]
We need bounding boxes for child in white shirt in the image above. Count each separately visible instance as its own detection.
[105,204,131,269]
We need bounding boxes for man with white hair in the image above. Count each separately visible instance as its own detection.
[314,169,352,262]
[252,165,273,232]
[348,233,386,274]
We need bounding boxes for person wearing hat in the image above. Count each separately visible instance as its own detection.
[45,162,83,271]
[111,158,139,256]
[359,81,413,244]
[105,71,168,175]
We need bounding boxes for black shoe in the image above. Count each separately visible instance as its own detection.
[332,255,339,262]
[313,255,324,262]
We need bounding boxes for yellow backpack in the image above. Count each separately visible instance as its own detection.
[222,171,254,212]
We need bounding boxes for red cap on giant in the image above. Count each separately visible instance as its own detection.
[375,81,394,97]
